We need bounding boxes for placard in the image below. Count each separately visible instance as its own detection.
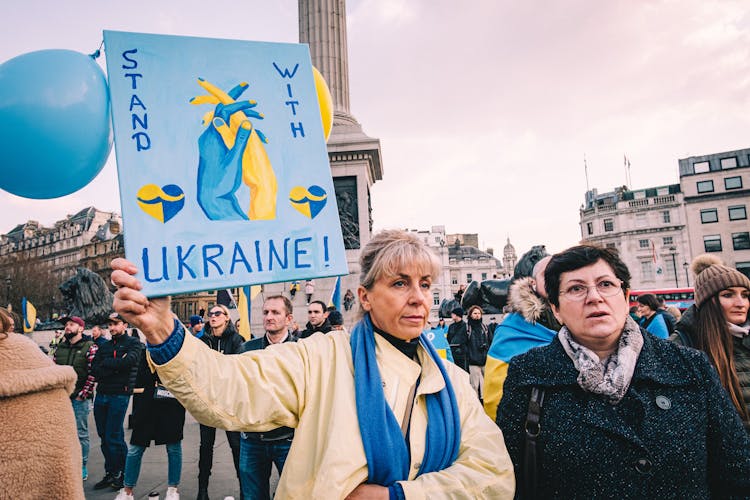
[104,31,347,296]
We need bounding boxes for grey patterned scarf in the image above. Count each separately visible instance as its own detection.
[558,316,643,404]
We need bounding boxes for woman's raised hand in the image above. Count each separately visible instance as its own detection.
[111,257,175,345]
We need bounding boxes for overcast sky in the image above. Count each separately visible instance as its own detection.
[2,0,748,257]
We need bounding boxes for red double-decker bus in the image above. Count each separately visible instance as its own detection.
[629,288,695,311]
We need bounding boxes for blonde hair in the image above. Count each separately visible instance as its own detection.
[359,230,441,290]
[0,307,11,338]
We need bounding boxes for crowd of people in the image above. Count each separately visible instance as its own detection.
[1,228,749,498]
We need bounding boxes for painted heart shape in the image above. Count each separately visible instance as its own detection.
[289,185,327,219]
[136,184,185,223]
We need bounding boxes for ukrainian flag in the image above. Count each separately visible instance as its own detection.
[238,285,262,340]
[483,313,556,421]
[22,297,37,333]
[329,276,342,311]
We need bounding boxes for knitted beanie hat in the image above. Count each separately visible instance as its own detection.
[691,254,750,306]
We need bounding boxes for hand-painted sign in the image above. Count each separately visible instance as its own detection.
[104,31,346,297]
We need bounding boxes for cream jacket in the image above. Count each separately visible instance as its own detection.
[152,330,514,499]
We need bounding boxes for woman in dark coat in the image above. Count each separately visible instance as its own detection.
[117,349,185,500]
[497,245,750,499]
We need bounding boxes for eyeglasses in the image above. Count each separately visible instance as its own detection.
[208,311,225,317]
[560,280,623,301]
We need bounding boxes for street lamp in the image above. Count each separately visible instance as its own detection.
[683,262,690,287]
[668,247,678,288]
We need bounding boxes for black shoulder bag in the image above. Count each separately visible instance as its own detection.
[523,387,545,500]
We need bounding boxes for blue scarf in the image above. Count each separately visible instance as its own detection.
[350,314,461,489]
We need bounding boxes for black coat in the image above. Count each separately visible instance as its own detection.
[497,329,750,499]
[91,333,143,394]
[447,320,469,370]
[130,350,185,447]
[199,327,244,354]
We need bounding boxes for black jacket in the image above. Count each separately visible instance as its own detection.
[200,327,244,354]
[497,329,750,499]
[239,332,297,441]
[466,319,489,366]
[298,319,332,339]
[91,333,143,395]
[130,349,185,447]
[447,320,469,370]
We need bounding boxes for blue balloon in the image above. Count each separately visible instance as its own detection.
[0,49,112,199]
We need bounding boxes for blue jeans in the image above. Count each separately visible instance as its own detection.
[94,393,131,473]
[71,398,92,466]
[124,442,182,488]
[239,436,292,500]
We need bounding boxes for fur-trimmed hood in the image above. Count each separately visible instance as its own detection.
[508,277,547,323]
[0,333,76,398]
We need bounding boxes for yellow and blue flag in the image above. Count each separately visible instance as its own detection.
[238,285,262,340]
[483,313,556,421]
[22,297,37,333]
[329,276,342,311]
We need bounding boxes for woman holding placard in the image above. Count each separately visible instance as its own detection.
[111,230,514,498]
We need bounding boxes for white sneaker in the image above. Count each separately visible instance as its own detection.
[165,487,180,500]
[114,489,134,500]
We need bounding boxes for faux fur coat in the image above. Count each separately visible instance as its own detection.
[0,333,84,500]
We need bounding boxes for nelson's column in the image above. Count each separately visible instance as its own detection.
[299,0,383,283]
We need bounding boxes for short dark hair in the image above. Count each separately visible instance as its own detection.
[545,245,631,307]
[309,300,327,313]
[265,295,293,315]
[636,293,660,311]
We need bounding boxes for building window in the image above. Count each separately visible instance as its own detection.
[662,210,671,223]
[720,157,737,169]
[586,222,593,235]
[696,180,714,193]
[481,272,487,280]
[733,232,750,251]
[451,273,458,285]
[693,161,710,173]
[603,219,614,232]
[641,261,654,281]
[466,273,472,283]
[635,213,647,227]
[605,243,616,249]
[725,176,743,190]
[703,235,722,253]
[738,261,750,280]
[700,209,719,223]
[639,239,650,248]
[728,205,747,221]
[662,236,673,245]
[433,292,440,306]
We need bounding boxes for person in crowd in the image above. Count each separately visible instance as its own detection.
[328,310,345,331]
[497,245,750,498]
[49,328,64,356]
[115,347,184,500]
[636,293,669,338]
[91,324,109,347]
[666,305,682,322]
[466,305,489,400]
[657,297,677,333]
[304,279,314,304]
[483,256,560,420]
[629,305,640,322]
[110,229,514,498]
[671,254,750,429]
[289,280,299,300]
[289,320,300,337]
[53,315,98,482]
[238,296,297,500]
[447,307,469,372]
[435,317,447,333]
[91,313,143,491]
[486,316,499,345]
[298,300,332,338]
[343,288,355,311]
[196,304,244,499]
[0,308,85,499]
[188,315,205,339]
